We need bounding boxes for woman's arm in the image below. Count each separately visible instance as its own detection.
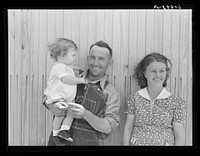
[123,113,135,145]
[61,75,85,85]
[173,122,185,146]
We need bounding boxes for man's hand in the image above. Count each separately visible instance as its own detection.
[68,102,87,119]
[48,102,67,117]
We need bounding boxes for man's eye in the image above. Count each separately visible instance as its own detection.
[99,57,105,61]
[90,56,95,60]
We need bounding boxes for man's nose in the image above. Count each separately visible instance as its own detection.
[93,58,99,66]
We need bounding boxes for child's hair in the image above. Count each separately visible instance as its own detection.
[133,52,172,89]
[48,38,78,61]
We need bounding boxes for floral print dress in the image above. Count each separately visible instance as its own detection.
[126,87,186,146]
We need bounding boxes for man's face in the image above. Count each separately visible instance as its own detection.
[87,45,111,80]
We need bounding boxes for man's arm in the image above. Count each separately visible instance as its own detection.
[84,110,112,134]
[70,86,120,134]
[42,95,67,117]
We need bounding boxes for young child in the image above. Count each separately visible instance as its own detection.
[44,38,85,145]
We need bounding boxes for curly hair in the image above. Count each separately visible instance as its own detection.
[47,38,78,61]
[133,52,172,89]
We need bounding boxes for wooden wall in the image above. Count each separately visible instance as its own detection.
[8,9,192,145]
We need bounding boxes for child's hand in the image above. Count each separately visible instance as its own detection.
[55,102,68,109]
[68,102,86,119]
[73,67,84,78]
[68,102,84,113]
[84,78,89,84]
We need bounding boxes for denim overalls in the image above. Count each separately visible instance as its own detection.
[47,81,109,146]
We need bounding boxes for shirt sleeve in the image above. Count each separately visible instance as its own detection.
[103,85,120,131]
[51,63,72,79]
[173,97,187,124]
[126,94,136,114]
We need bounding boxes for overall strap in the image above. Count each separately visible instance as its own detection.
[103,80,109,89]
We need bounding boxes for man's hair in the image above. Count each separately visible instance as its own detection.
[89,41,112,57]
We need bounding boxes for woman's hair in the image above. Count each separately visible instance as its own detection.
[48,38,78,61]
[133,52,172,89]
[89,40,112,58]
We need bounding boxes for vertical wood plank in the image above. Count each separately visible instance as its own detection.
[162,10,172,91]
[88,10,97,48]
[185,10,192,146]
[8,10,15,145]
[63,10,72,39]
[110,10,121,145]
[45,10,55,144]
[145,10,155,53]
[96,10,105,41]
[79,10,88,70]
[179,10,191,145]
[104,10,113,83]
[171,10,180,96]
[137,10,146,61]
[119,10,129,145]
[14,10,23,145]
[71,10,81,67]
[21,10,31,145]
[37,10,47,145]
[29,10,40,145]
[54,10,64,38]
[154,10,163,53]
[128,10,140,94]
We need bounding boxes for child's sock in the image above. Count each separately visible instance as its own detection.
[53,129,59,136]
[60,125,70,131]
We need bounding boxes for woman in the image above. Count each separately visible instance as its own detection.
[123,52,186,146]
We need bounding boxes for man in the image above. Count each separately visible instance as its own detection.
[43,41,120,146]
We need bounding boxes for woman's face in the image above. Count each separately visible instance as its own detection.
[144,61,167,88]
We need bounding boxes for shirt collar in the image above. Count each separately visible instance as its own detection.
[83,69,108,89]
[138,87,171,101]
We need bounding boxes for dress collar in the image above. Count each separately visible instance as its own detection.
[138,87,171,101]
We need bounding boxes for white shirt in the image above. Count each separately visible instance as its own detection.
[44,62,77,104]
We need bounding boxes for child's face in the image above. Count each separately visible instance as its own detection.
[62,49,77,66]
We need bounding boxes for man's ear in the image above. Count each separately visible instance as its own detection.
[109,58,113,65]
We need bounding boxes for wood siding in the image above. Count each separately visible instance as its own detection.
[8,9,192,146]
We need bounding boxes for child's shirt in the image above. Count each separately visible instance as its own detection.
[44,62,77,104]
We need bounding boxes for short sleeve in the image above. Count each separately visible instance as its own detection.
[173,97,186,124]
[126,94,136,114]
[51,63,73,79]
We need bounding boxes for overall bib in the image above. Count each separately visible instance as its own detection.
[47,81,109,146]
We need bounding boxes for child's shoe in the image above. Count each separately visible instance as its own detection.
[52,136,67,146]
[57,130,73,142]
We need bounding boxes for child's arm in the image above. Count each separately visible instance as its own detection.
[61,75,85,85]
